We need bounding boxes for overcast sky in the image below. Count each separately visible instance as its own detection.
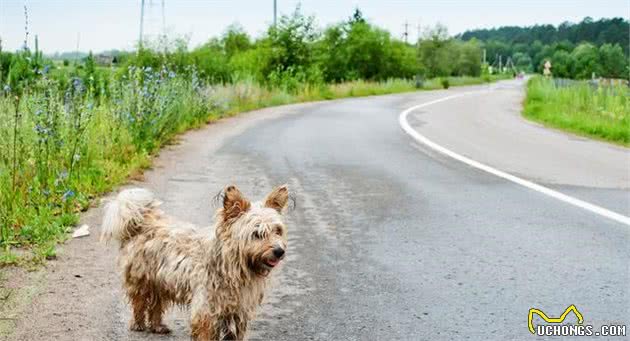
[1,0,628,53]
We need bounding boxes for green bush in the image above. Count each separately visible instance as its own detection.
[441,78,450,89]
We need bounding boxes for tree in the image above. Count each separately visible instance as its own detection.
[418,24,453,78]
[453,39,482,76]
[316,11,418,82]
[262,6,318,78]
[571,43,600,79]
[350,7,366,25]
[222,24,251,57]
[550,50,572,78]
[513,52,532,72]
[598,43,626,78]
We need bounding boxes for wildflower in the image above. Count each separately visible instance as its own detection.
[62,190,75,201]
[34,124,48,135]
[3,85,10,93]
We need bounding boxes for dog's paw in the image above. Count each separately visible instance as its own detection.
[129,321,146,332]
[150,324,172,334]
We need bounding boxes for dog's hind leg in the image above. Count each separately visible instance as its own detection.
[148,294,171,334]
[128,290,148,332]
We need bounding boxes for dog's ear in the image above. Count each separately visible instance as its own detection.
[264,185,289,214]
[222,185,251,222]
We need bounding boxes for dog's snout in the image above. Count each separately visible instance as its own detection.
[273,246,285,258]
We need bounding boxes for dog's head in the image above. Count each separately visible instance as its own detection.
[216,185,290,277]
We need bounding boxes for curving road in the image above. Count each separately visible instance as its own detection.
[3,79,628,340]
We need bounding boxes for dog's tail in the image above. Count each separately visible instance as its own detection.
[100,188,161,244]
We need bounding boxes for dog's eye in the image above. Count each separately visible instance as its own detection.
[273,226,283,236]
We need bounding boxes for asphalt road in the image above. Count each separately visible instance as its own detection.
[3,79,628,340]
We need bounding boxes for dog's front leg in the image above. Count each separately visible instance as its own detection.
[231,315,248,341]
[191,313,217,341]
[215,314,248,340]
[190,290,218,341]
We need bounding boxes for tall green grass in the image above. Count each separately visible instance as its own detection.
[0,70,503,265]
[523,77,630,145]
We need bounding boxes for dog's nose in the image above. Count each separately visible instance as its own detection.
[273,246,285,258]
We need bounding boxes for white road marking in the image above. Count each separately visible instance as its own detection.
[399,92,630,227]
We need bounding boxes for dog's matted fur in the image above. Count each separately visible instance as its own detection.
[101,185,290,340]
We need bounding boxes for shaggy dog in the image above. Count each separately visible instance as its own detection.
[101,185,290,340]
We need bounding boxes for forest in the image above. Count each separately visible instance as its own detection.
[459,17,629,78]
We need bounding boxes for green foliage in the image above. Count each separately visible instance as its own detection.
[316,17,418,82]
[269,8,317,70]
[461,17,629,56]
[222,24,252,57]
[549,50,572,78]
[524,77,629,145]
[460,17,629,79]
[441,78,450,89]
[418,25,482,78]
[599,43,627,78]
[570,43,601,79]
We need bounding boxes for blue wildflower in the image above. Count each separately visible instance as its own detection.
[34,124,46,134]
[62,190,75,201]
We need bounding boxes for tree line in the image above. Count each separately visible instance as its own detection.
[3,9,627,90]
[113,8,486,88]
[1,7,489,92]
[459,17,629,79]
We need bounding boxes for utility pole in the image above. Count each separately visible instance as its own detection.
[75,32,80,63]
[273,0,277,27]
[139,0,145,48]
[416,21,422,45]
[403,21,409,43]
[483,49,486,65]
[161,0,166,33]
[499,55,502,73]
[161,0,167,54]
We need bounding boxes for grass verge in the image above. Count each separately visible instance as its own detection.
[523,76,629,146]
